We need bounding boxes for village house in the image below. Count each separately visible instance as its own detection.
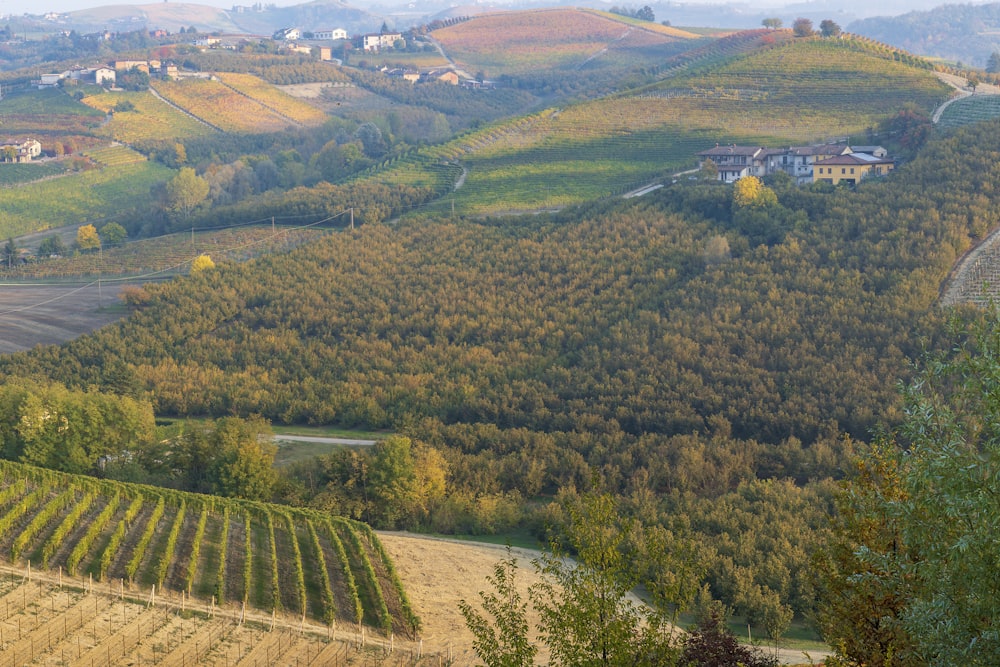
[0,139,42,163]
[697,143,891,185]
[273,27,301,41]
[813,152,894,185]
[313,28,347,40]
[363,32,403,52]
[36,65,115,88]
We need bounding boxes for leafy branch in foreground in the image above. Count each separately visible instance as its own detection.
[459,549,536,667]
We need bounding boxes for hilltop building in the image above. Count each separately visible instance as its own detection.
[696,143,892,185]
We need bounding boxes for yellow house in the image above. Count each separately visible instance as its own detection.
[813,153,894,185]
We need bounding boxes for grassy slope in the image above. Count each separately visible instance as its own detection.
[371,34,951,216]
[0,161,172,239]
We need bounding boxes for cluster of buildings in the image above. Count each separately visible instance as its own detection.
[697,143,894,186]
[273,26,404,53]
[34,59,179,89]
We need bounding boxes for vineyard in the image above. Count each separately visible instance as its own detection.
[431,8,698,74]
[150,79,295,134]
[936,94,1000,129]
[80,144,147,167]
[4,225,328,280]
[0,459,421,642]
[0,161,70,187]
[0,161,173,240]
[215,73,328,126]
[81,90,214,144]
[0,88,105,135]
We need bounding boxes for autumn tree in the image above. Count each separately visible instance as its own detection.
[209,416,276,501]
[732,176,777,209]
[191,254,215,272]
[792,18,814,37]
[76,224,100,251]
[164,167,209,219]
[761,18,782,29]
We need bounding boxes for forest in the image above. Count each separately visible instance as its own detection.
[4,109,999,634]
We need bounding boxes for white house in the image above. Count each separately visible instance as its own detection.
[314,28,347,40]
[363,32,402,51]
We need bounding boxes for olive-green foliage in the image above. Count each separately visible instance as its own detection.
[822,311,1000,666]
[0,380,155,475]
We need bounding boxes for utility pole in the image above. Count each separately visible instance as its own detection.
[350,207,354,229]
[97,243,103,309]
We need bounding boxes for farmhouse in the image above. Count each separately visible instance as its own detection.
[697,143,892,185]
[35,65,116,88]
[0,138,42,163]
[363,32,403,52]
[813,153,894,185]
[424,68,460,85]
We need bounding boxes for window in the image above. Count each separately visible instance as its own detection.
[850,168,855,174]
[841,168,846,174]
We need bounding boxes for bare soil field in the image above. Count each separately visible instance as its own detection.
[0,282,134,353]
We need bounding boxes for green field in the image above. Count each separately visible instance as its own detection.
[0,161,71,186]
[0,161,173,239]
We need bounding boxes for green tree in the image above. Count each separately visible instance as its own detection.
[459,551,537,667]
[38,235,66,256]
[98,222,127,247]
[3,237,16,269]
[368,436,420,526]
[165,167,209,219]
[819,19,841,37]
[822,311,1000,665]
[209,416,276,501]
[530,493,694,666]
[761,17,782,29]
[76,224,100,251]
[987,51,1000,73]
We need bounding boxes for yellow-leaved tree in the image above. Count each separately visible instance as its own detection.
[190,254,215,273]
[732,175,778,209]
[76,224,100,251]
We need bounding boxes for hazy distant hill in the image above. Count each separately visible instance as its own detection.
[61,0,380,36]
[849,3,1000,67]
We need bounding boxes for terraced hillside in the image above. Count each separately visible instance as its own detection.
[0,459,419,637]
